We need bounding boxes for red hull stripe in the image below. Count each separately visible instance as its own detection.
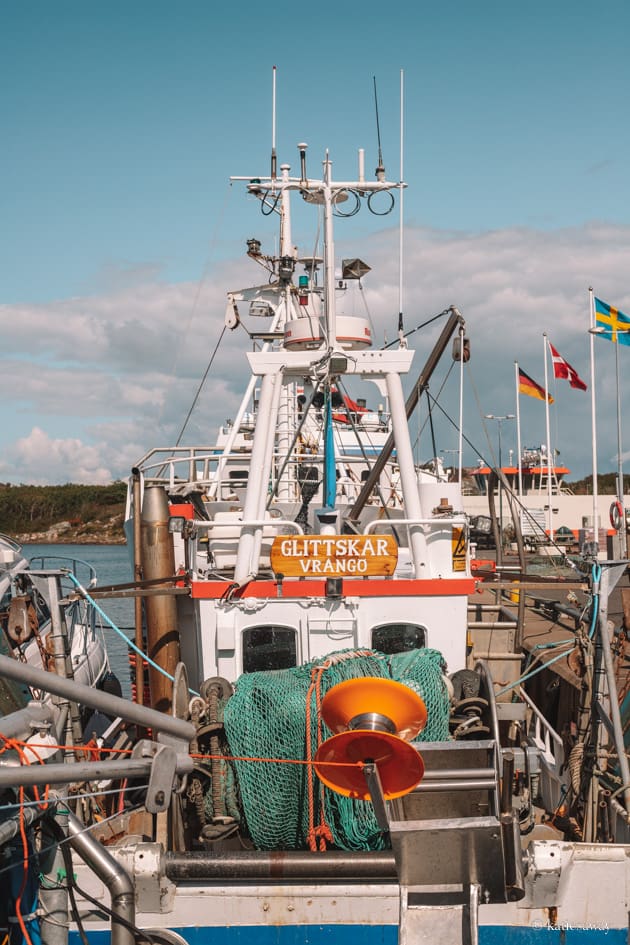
[191,577,476,600]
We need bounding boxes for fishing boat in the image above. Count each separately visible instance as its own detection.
[2,85,630,945]
[0,534,110,702]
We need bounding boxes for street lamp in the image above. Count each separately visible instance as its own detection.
[484,414,515,561]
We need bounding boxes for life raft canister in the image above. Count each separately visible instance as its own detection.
[610,500,624,530]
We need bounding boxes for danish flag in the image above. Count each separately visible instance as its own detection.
[548,343,587,391]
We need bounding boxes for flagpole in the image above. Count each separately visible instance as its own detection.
[458,323,464,485]
[588,287,599,552]
[514,361,523,500]
[543,333,553,540]
[614,322,626,555]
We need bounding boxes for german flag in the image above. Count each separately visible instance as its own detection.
[519,368,553,403]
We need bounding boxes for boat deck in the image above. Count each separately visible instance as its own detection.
[470,556,630,696]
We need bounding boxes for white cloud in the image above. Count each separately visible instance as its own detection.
[1,222,629,484]
[0,428,114,485]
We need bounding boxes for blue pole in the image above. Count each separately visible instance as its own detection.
[323,392,336,509]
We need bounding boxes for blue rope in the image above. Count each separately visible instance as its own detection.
[64,570,199,695]
[495,643,576,696]
[589,561,601,639]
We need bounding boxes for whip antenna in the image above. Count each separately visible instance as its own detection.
[398,69,405,346]
[373,76,385,181]
[271,65,277,180]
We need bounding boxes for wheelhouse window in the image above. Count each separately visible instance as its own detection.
[242,626,297,673]
[371,623,426,655]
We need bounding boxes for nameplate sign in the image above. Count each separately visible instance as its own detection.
[270,534,398,577]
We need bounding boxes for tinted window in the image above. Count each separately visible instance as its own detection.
[372,623,426,654]
[242,626,297,673]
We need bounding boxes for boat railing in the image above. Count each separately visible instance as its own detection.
[133,445,405,509]
[27,559,103,646]
[133,447,223,488]
[0,533,24,554]
[190,517,304,535]
[363,515,468,536]
[28,556,98,593]
[518,685,563,765]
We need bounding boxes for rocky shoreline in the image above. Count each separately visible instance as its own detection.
[12,513,126,545]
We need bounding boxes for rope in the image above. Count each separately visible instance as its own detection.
[64,571,199,695]
[495,643,577,696]
[175,325,227,446]
[305,661,333,852]
[0,732,361,772]
[0,735,50,945]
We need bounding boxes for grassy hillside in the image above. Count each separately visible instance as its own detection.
[0,482,127,538]
[566,472,628,495]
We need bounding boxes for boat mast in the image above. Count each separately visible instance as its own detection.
[321,150,337,347]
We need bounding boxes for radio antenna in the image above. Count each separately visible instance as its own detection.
[271,65,277,180]
[373,76,385,181]
[398,69,406,347]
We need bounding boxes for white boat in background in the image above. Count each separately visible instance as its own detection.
[0,532,112,719]
[462,447,627,556]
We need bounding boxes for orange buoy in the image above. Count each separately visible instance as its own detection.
[313,676,428,800]
[319,676,427,741]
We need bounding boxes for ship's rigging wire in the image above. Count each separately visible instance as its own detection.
[175,326,226,446]
[65,572,200,696]
[335,378,404,525]
[156,182,233,437]
[266,376,325,506]
[358,279,376,342]
[423,381,582,561]
[382,308,451,350]
[410,357,456,460]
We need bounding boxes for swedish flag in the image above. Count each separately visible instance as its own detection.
[595,297,630,345]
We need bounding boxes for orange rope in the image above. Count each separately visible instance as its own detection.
[0,733,361,770]
[305,662,327,850]
[15,785,34,945]
[0,736,50,945]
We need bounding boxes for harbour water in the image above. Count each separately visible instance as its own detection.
[25,542,134,697]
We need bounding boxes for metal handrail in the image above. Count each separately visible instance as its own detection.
[364,516,467,534]
[191,518,303,535]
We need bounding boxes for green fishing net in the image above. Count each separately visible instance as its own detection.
[223,647,450,851]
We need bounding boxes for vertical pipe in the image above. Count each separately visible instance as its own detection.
[252,372,283,563]
[235,372,281,584]
[46,575,82,752]
[39,811,69,945]
[385,371,427,575]
[132,470,144,706]
[141,485,180,714]
[597,568,630,814]
[66,812,135,945]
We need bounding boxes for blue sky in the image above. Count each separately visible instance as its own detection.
[2,0,630,483]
